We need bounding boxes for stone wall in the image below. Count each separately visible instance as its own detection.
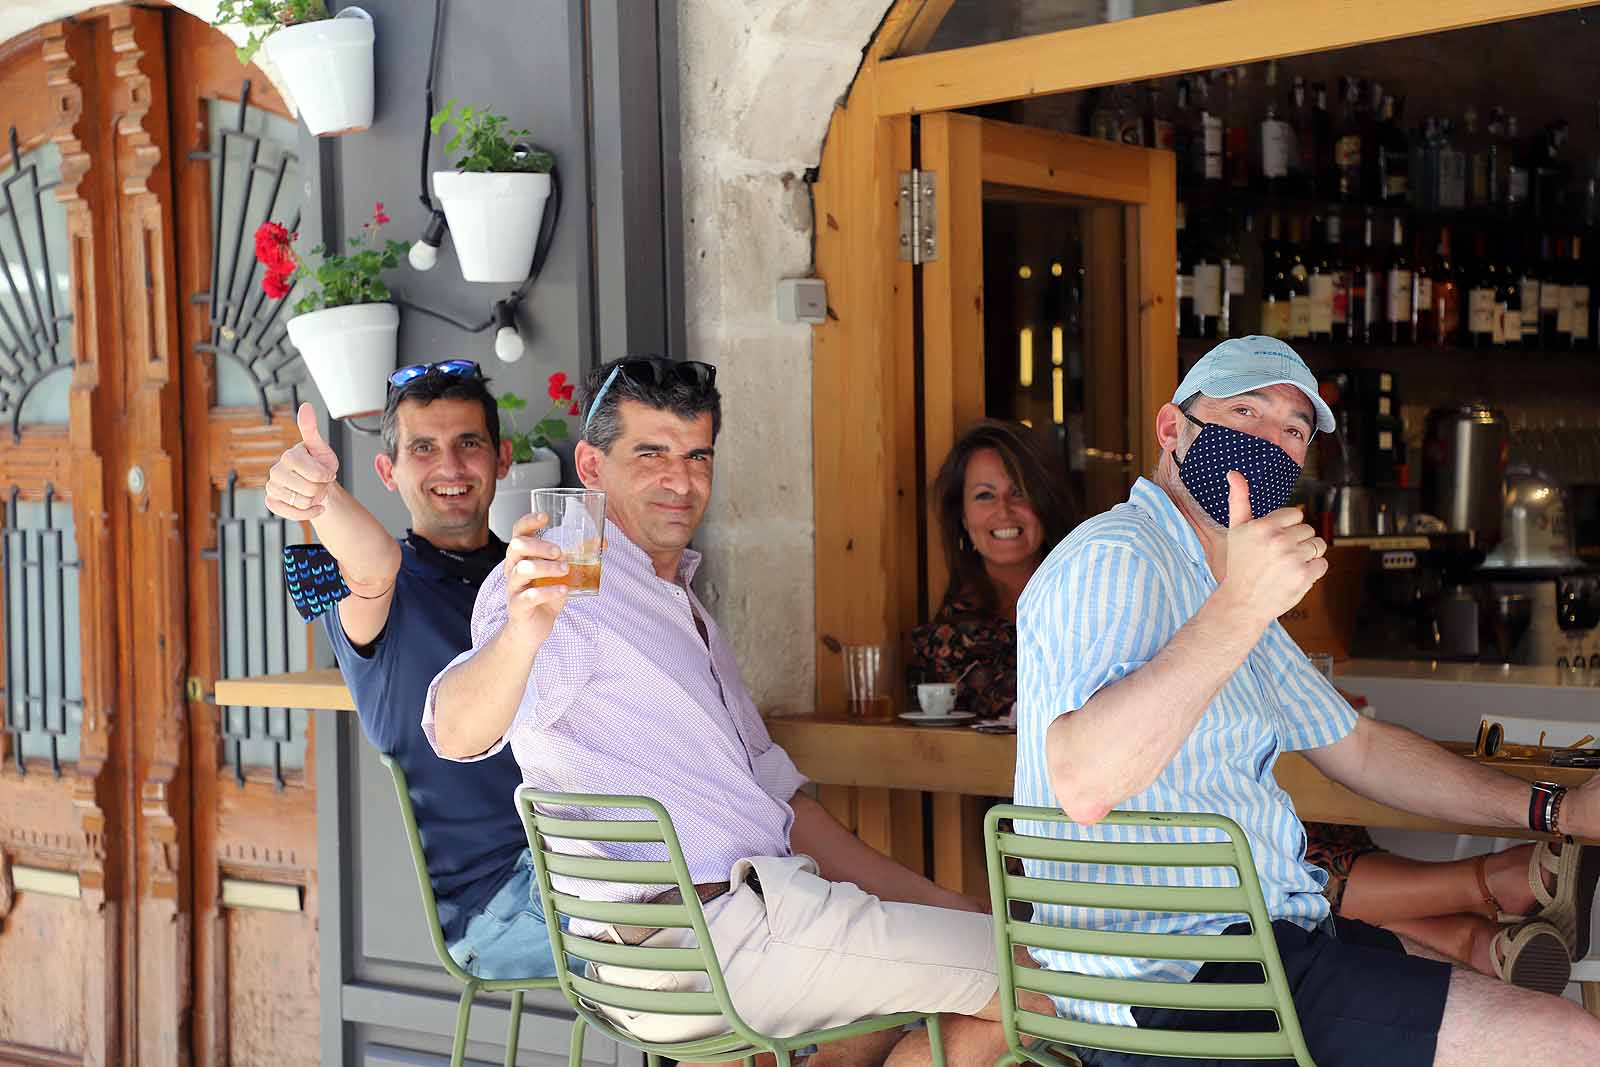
[676,0,892,714]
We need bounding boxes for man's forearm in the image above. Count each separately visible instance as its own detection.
[788,792,980,912]
[432,621,542,759]
[1046,586,1267,824]
[312,483,401,592]
[1308,718,1528,829]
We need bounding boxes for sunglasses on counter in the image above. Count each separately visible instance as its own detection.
[584,358,717,429]
[387,359,483,392]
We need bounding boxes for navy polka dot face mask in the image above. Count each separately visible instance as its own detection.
[1176,411,1303,528]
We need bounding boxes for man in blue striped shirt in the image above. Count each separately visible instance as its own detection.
[1016,336,1600,1065]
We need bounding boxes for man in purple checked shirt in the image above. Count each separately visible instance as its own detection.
[425,356,1044,1067]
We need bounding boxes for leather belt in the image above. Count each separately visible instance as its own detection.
[608,874,761,946]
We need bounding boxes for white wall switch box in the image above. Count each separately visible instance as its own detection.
[776,277,827,325]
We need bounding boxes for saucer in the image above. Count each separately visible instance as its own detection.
[898,711,976,726]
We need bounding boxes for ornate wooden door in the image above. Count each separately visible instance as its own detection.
[0,8,319,1065]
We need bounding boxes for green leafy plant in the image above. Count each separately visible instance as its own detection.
[254,202,408,315]
[213,0,329,65]
[498,374,578,462]
[430,100,555,174]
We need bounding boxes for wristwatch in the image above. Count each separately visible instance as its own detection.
[1528,779,1567,836]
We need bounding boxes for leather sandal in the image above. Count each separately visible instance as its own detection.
[1473,853,1528,924]
[1527,841,1600,961]
[1490,920,1573,995]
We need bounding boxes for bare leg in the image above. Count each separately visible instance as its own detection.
[883,1017,1008,1067]
[1432,965,1600,1066]
[1384,914,1500,975]
[687,1031,907,1067]
[1339,845,1539,925]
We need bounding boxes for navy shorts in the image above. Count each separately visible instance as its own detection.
[1071,916,1452,1067]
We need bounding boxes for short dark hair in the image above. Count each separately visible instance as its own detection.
[579,356,721,452]
[932,420,1077,615]
[381,370,501,459]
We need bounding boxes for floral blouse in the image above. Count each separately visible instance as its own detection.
[906,594,1016,720]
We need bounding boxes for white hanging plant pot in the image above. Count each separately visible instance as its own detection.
[285,302,397,420]
[263,7,376,137]
[489,450,563,541]
[433,170,552,283]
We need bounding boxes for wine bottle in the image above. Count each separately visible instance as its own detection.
[1384,215,1413,344]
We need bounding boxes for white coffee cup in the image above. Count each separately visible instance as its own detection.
[915,682,957,717]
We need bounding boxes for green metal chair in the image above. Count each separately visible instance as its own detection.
[381,754,577,1067]
[516,786,948,1067]
[984,805,1316,1067]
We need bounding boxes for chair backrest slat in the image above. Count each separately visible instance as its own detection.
[548,891,695,930]
[567,973,723,1017]
[997,831,1242,869]
[985,805,1317,1067]
[543,852,679,885]
[1004,873,1249,914]
[535,815,666,843]
[1015,967,1284,1013]
[561,933,708,972]
[1010,922,1268,964]
[1017,1009,1297,1062]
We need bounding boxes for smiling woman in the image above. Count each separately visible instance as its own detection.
[908,420,1076,719]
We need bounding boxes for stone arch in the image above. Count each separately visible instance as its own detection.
[675,0,897,710]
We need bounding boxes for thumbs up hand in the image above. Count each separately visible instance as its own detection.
[1218,471,1328,628]
[266,403,341,521]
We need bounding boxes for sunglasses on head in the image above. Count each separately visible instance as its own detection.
[583,358,717,429]
[387,359,483,392]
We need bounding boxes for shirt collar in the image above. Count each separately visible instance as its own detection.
[603,519,702,585]
[1129,476,1208,569]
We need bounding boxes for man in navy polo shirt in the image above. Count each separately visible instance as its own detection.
[267,360,557,979]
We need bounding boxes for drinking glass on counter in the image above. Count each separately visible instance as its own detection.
[531,488,606,597]
[1307,652,1335,683]
[843,643,892,719]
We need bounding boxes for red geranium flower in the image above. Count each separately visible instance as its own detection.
[253,220,297,277]
[547,371,568,401]
[373,201,391,226]
[262,270,293,300]
[568,402,579,416]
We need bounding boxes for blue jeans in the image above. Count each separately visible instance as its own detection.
[446,849,560,980]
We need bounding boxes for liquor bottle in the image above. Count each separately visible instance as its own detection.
[1259,61,1294,195]
[1411,229,1434,344]
[1286,215,1312,341]
[1486,108,1511,210]
[1500,238,1523,350]
[1360,80,1384,203]
[1517,235,1542,349]
[1506,115,1532,215]
[1349,210,1379,344]
[1198,77,1224,185]
[1116,84,1145,147]
[1568,235,1591,350]
[1432,227,1461,348]
[1384,215,1413,344]
[1436,118,1467,211]
[1173,79,1197,182]
[1412,117,1440,212]
[1464,108,1491,210]
[1144,80,1175,152]
[1327,211,1351,343]
[1540,234,1563,347]
[1466,232,1500,347]
[1259,212,1291,338]
[1089,87,1119,142]
[1220,209,1251,337]
[1556,235,1578,347]
[1333,77,1364,202]
[1311,82,1333,199]
[1585,99,1600,228]
[1176,202,1195,336]
[1377,95,1410,204]
[1193,219,1223,340]
[1223,67,1250,191]
[1307,212,1336,342]
[1289,76,1317,197]
[1533,119,1571,222]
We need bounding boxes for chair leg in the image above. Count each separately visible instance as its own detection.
[451,983,478,1067]
[504,990,524,1067]
[568,1016,588,1067]
[773,1049,790,1067]
[646,1056,663,1067]
[743,1058,755,1067]
[926,1014,946,1067]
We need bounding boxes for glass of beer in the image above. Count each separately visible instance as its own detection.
[843,643,893,719]
[530,488,606,597]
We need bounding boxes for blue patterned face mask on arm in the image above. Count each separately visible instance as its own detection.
[1176,411,1303,528]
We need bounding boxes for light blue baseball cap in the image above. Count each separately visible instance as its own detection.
[1172,335,1335,434]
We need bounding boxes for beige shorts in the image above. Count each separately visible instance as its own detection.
[589,854,998,1042]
